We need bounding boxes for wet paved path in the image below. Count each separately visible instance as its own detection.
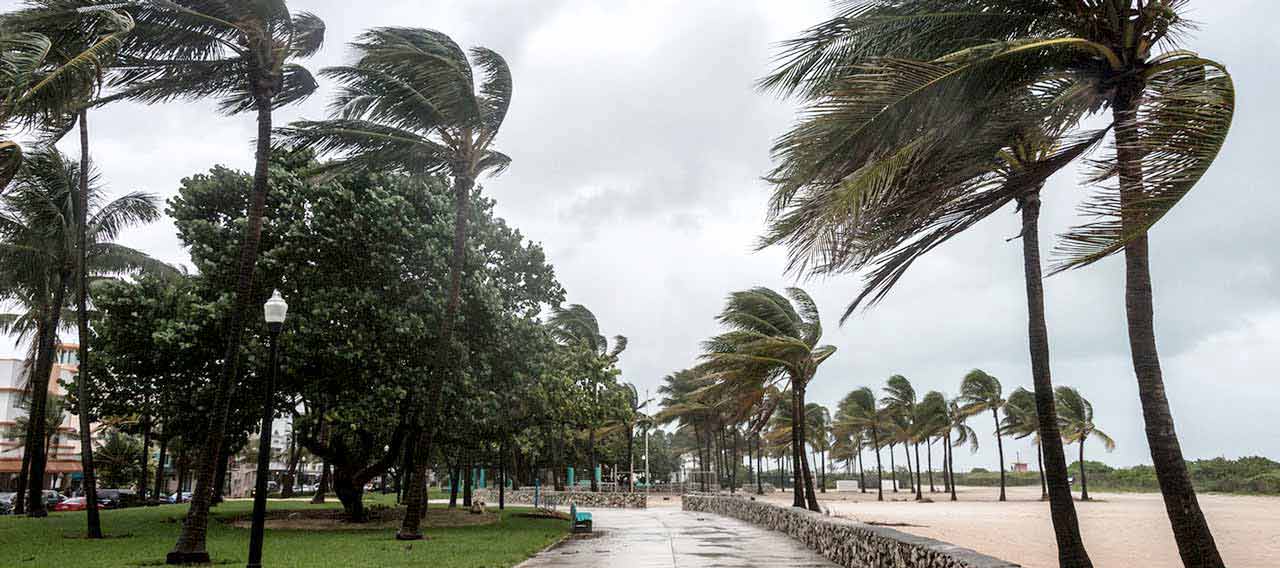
[517,507,838,567]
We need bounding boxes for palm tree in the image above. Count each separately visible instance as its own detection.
[945,398,979,502]
[700,287,836,512]
[0,3,131,188]
[4,0,140,538]
[598,382,651,492]
[1003,387,1047,500]
[759,4,1233,565]
[916,391,948,494]
[834,387,886,501]
[882,374,924,500]
[1056,387,1115,502]
[0,148,163,517]
[278,27,511,540]
[959,370,1007,501]
[804,403,831,493]
[656,368,716,492]
[101,2,324,561]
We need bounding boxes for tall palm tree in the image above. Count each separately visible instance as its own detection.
[804,403,831,493]
[945,398,979,502]
[959,370,1008,502]
[1003,387,1047,500]
[881,374,924,500]
[916,391,948,494]
[597,382,651,492]
[0,149,163,517]
[834,387,886,501]
[700,287,836,512]
[759,4,1233,565]
[656,368,715,492]
[1056,387,1115,502]
[5,0,139,537]
[102,2,324,561]
[279,27,510,540]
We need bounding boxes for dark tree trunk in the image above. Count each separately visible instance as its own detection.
[14,432,31,514]
[333,469,366,522]
[626,427,634,492]
[448,463,459,508]
[818,449,825,493]
[463,459,473,508]
[138,415,152,503]
[941,438,951,493]
[312,461,329,504]
[1078,440,1089,502]
[755,435,764,495]
[73,110,102,536]
[927,439,936,493]
[588,428,598,493]
[913,442,923,500]
[1017,191,1091,565]
[399,169,476,539]
[888,443,897,493]
[211,449,228,505]
[1114,88,1224,568]
[168,97,276,565]
[26,270,70,518]
[902,443,911,494]
[281,427,298,498]
[796,386,820,511]
[947,431,957,502]
[499,440,506,510]
[175,458,187,504]
[992,408,1006,502]
[154,432,169,505]
[872,432,883,502]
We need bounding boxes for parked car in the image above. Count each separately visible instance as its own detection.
[42,490,65,508]
[96,489,138,509]
[54,497,105,512]
[0,492,14,515]
[0,491,66,513]
[167,492,193,504]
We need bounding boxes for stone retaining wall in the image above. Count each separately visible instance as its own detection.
[473,488,646,509]
[683,495,1019,568]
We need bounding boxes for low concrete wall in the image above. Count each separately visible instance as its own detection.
[474,488,646,509]
[683,495,1019,568]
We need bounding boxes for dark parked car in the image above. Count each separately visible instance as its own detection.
[96,489,139,509]
[0,491,66,513]
[0,492,14,515]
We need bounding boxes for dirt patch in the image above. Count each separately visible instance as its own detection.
[224,505,498,531]
[518,509,570,521]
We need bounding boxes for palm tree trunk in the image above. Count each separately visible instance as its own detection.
[992,408,1006,502]
[1017,191,1091,565]
[138,415,152,503]
[927,439,935,493]
[154,431,168,505]
[789,390,804,508]
[888,443,897,493]
[755,435,764,495]
[947,431,957,502]
[942,438,951,493]
[1114,88,1224,568]
[872,433,883,502]
[73,110,103,537]
[1078,440,1089,502]
[14,426,31,514]
[902,442,911,495]
[588,428,598,493]
[26,269,70,518]
[626,426,634,492]
[312,461,329,504]
[913,442,923,500]
[399,169,475,539]
[168,98,276,565]
[796,386,820,511]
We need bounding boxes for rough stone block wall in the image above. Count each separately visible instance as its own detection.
[683,495,1019,568]
[473,488,646,509]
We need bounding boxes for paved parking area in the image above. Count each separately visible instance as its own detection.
[517,507,838,567]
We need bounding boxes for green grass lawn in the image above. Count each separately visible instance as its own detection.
[0,494,567,567]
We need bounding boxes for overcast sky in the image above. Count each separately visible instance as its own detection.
[3,0,1276,471]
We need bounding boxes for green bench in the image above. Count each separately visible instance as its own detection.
[569,504,592,533]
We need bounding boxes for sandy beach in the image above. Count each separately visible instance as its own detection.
[753,485,1278,567]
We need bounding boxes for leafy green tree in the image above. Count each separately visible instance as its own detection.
[548,304,626,493]
[1056,387,1115,502]
[277,27,511,539]
[759,4,1234,564]
[701,287,835,511]
[93,429,144,489]
[959,369,1008,502]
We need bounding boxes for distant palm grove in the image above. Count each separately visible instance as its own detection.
[0,2,1242,568]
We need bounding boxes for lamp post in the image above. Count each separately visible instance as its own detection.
[247,290,288,568]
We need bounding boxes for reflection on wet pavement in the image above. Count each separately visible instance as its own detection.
[517,507,838,567]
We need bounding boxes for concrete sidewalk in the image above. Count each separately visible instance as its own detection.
[518,507,838,567]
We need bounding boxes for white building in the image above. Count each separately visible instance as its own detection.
[0,344,90,490]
